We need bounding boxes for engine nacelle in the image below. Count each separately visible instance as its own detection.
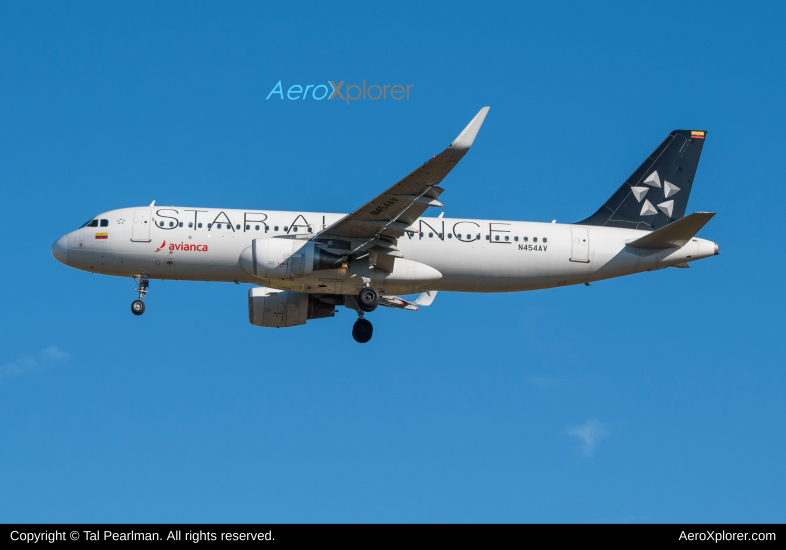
[241,238,343,279]
[248,287,336,328]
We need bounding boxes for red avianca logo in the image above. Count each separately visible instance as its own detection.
[155,241,208,252]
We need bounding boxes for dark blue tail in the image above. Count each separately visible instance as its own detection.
[577,130,707,230]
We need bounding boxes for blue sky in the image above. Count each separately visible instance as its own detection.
[1,1,784,522]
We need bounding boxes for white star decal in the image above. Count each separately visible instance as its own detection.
[643,171,661,188]
[664,181,680,198]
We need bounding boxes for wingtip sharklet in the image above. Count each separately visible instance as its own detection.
[413,290,438,306]
[450,107,490,151]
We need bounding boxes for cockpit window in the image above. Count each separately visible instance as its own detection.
[86,220,99,228]
[100,219,109,227]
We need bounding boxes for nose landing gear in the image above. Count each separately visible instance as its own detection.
[131,275,149,316]
[352,286,378,343]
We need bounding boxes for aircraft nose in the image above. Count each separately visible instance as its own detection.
[51,235,68,265]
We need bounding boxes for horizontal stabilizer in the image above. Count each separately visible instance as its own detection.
[627,212,715,249]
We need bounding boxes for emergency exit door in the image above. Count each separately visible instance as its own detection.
[570,227,590,263]
[131,209,151,242]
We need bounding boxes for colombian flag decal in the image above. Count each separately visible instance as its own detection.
[95,233,108,239]
[691,131,705,139]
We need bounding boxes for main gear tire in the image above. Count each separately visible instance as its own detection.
[131,300,146,315]
[358,287,379,312]
[352,318,373,343]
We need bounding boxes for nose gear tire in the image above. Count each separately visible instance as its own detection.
[352,319,373,343]
[131,300,146,315]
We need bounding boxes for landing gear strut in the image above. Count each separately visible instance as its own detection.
[132,275,149,316]
[352,286,378,343]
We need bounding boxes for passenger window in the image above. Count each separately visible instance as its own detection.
[308,227,313,233]
[438,233,443,239]
[293,227,298,232]
[236,224,240,230]
[284,226,289,232]
[207,223,212,229]
[505,236,509,241]
[265,225,269,232]
[448,233,452,239]
[524,237,528,242]
[255,225,259,230]
[543,238,548,243]
[514,236,519,241]
[486,235,490,240]
[476,234,480,240]
[408,232,414,237]
[246,225,250,230]
[429,232,433,238]
[495,235,500,241]
[198,223,203,228]
[533,237,538,243]
[217,223,222,229]
[179,222,183,227]
[274,226,279,231]
[100,219,109,227]
[188,222,193,228]
[169,221,175,227]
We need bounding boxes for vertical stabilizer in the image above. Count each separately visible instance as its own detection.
[576,130,707,230]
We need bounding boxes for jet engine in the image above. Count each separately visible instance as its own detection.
[241,238,344,279]
[248,287,336,328]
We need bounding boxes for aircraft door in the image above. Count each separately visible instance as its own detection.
[132,209,152,242]
[570,227,590,263]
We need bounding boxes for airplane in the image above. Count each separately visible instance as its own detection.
[51,108,719,343]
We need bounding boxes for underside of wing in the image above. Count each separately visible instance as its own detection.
[318,107,490,243]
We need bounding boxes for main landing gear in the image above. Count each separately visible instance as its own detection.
[352,286,379,343]
[131,275,149,316]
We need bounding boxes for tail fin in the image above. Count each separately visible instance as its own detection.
[576,130,707,230]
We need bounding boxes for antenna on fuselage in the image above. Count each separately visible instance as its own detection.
[149,200,156,207]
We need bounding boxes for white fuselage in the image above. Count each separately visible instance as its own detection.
[51,206,718,295]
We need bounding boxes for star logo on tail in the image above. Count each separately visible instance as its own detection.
[631,170,681,218]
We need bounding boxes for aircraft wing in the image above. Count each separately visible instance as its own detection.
[317,107,490,242]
